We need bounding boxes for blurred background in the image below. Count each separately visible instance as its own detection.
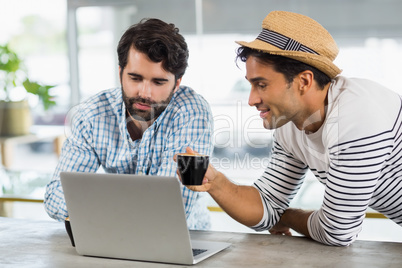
[0,0,401,241]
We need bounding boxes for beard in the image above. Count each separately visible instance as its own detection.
[122,86,175,122]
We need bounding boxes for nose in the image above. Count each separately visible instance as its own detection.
[139,81,151,99]
[248,88,261,107]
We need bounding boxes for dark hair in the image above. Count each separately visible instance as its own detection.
[117,18,189,80]
[236,47,331,89]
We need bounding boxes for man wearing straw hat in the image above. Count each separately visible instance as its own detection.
[181,11,402,246]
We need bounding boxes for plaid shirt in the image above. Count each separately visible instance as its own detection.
[44,86,214,229]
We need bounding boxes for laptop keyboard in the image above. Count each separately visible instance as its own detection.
[192,248,207,257]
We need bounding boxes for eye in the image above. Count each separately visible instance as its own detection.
[154,81,164,86]
[130,76,141,82]
[256,82,266,90]
[153,79,168,86]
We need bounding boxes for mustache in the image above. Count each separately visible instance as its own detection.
[127,97,156,106]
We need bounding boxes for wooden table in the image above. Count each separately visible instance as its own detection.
[1,217,401,267]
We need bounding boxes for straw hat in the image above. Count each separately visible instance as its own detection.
[236,11,341,79]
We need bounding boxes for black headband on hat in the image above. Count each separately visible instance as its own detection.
[256,29,319,55]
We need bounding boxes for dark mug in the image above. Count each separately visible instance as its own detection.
[177,154,209,185]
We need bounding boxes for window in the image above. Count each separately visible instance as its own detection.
[68,0,402,182]
[0,0,68,123]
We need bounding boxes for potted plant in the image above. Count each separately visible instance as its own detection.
[0,43,56,136]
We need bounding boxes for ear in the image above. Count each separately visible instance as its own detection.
[297,70,314,95]
[173,77,182,93]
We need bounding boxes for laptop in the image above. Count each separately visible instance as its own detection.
[60,172,231,265]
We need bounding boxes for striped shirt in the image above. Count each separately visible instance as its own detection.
[44,86,214,229]
[252,76,402,246]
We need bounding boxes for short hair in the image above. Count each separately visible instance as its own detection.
[236,47,331,89]
[117,18,189,80]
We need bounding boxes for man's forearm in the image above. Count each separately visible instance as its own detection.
[208,172,264,227]
[280,208,314,237]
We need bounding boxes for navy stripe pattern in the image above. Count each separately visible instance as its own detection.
[253,97,402,246]
[256,29,319,55]
[310,103,402,246]
[253,142,309,231]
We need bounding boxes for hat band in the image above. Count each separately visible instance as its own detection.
[256,29,319,55]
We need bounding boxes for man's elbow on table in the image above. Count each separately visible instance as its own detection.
[308,211,361,246]
[43,192,68,222]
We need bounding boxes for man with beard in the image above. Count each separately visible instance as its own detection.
[44,18,214,229]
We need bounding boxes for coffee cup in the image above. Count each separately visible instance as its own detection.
[177,153,209,185]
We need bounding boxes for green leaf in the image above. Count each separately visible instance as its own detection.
[23,78,57,111]
[1,43,58,110]
[23,79,41,94]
